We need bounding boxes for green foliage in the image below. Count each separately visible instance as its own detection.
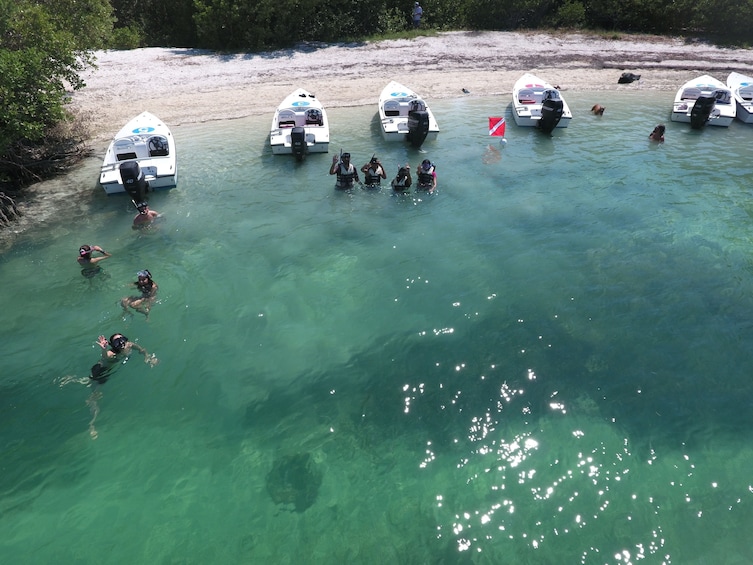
[550,0,586,28]
[0,0,112,186]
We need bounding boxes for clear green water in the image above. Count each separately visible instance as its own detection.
[3,92,753,564]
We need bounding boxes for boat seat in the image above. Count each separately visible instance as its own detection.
[681,88,701,100]
[518,89,537,104]
[384,100,400,117]
[279,120,296,128]
[117,152,138,161]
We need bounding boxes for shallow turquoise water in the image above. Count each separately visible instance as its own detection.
[3,91,753,563]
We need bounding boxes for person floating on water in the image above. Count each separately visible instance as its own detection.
[77,244,111,278]
[120,269,158,319]
[416,159,437,193]
[132,201,161,230]
[360,155,386,188]
[391,163,412,193]
[329,152,360,190]
[88,332,158,438]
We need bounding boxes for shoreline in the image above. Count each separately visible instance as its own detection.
[72,31,753,142]
[4,30,753,248]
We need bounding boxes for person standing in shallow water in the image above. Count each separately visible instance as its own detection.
[649,124,665,142]
[132,201,161,230]
[329,152,360,190]
[77,244,111,277]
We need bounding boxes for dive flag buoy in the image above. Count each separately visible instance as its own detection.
[489,117,506,138]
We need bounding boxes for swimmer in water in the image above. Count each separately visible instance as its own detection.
[77,244,111,277]
[88,333,158,438]
[132,202,161,230]
[120,269,158,319]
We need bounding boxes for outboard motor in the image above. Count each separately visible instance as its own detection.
[119,161,148,201]
[538,98,564,134]
[406,100,429,147]
[290,127,307,161]
[690,96,715,129]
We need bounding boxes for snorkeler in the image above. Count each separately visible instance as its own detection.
[132,202,161,230]
[120,269,158,319]
[360,155,386,188]
[87,332,158,439]
[416,159,437,193]
[77,244,111,277]
[90,333,159,383]
[391,164,412,193]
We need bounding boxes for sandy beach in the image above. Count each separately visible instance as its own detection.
[73,31,753,142]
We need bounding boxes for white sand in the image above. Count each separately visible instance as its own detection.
[73,31,753,142]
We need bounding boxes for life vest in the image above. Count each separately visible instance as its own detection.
[417,165,435,188]
[335,163,356,188]
[364,165,383,185]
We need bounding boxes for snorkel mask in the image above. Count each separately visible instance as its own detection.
[137,269,151,280]
[109,334,128,351]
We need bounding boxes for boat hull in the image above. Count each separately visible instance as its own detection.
[727,72,753,124]
[378,81,439,143]
[511,73,572,129]
[670,75,735,127]
[270,89,330,155]
[99,111,177,194]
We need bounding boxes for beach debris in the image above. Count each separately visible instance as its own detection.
[265,452,323,513]
[462,88,470,94]
[618,72,641,84]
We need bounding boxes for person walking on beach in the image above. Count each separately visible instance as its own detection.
[412,2,423,28]
[132,201,161,230]
[77,244,111,278]
[120,269,158,319]
[330,152,360,190]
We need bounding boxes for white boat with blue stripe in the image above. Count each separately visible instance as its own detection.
[99,111,177,197]
[270,89,329,160]
[378,81,439,147]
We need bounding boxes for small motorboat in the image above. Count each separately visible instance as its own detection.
[512,73,572,133]
[671,75,735,128]
[99,111,177,199]
[270,89,329,160]
[378,81,439,147]
[727,72,753,124]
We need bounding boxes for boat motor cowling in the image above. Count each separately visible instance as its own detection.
[690,96,715,129]
[291,127,307,160]
[119,161,148,201]
[538,98,564,134]
[407,110,430,147]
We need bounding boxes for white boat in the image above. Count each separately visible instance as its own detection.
[99,111,177,197]
[727,72,753,124]
[512,73,572,132]
[270,89,329,159]
[671,75,735,128]
[378,81,439,146]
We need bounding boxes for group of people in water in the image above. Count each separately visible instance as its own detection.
[329,153,438,193]
[77,201,162,437]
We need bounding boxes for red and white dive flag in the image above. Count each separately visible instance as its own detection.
[488,117,506,137]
